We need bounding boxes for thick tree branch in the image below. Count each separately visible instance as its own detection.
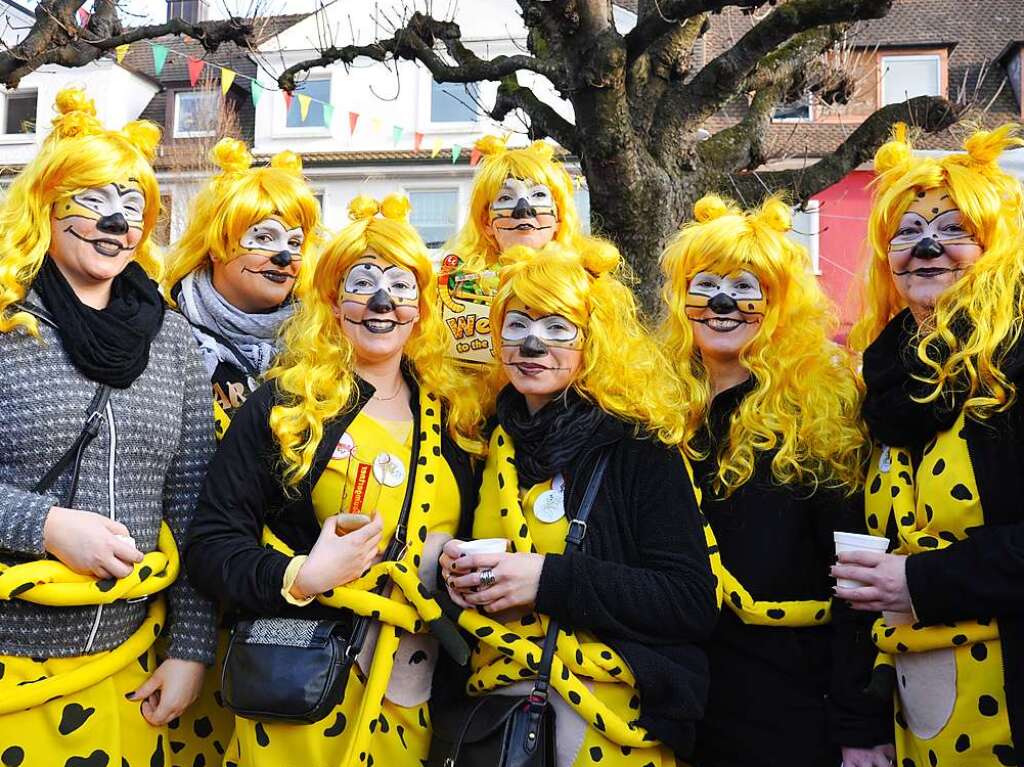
[725,95,961,203]
[490,75,579,154]
[698,83,786,171]
[278,11,566,92]
[626,0,768,60]
[0,0,255,88]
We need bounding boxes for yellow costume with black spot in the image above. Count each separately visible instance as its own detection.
[864,411,1013,765]
[457,427,683,767]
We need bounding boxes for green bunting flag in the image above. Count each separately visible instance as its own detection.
[151,44,169,76]
[251,80,264,107]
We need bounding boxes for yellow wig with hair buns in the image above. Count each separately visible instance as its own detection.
[0,88,162,335]
[161,137,321,302]
[270,195,484,487]
[850,123,1024,420]
[447,135,595,270]
[660,194,868,495]
[489,240,686,446]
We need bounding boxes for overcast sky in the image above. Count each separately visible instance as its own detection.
[23,0,322,25]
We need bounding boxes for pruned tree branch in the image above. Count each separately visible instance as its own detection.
[698,82,786,171]
[626,0,768,61]
[490,75,579,153]
[725,95,962,203]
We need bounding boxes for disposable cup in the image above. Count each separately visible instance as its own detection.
[833,531,889,589]
[457,538,509,556]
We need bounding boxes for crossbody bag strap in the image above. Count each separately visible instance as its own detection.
[530,448,612,704]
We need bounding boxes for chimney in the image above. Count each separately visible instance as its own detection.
[166,0,208,24]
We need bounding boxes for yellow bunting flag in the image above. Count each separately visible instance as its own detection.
[431,138,442,158]
[298,94,312,121]
[221,68,236,95]
[371,117,383,134]
[115,44,130,64]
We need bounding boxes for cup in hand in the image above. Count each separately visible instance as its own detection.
[833,531,889,589]
[457,538,509,557]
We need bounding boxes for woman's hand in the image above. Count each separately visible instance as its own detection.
[439,539,473,609]
[841,743,895,767]
[43,506,144,579]
[448,551,545,613]
[128,658,205,727]
[291,514,384,599]
[831,551,912,613]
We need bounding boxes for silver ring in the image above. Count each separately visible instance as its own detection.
[479,568,496,589]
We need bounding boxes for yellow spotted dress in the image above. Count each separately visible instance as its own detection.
[223,411,461,767]
[462,428,679,767]
[864,411,1014,765]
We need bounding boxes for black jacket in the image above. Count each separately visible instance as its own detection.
[464,414,719,758]
[692,380,891,767]
[863,311,1024,756]
[184,371,476,626]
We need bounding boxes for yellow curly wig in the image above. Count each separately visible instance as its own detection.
[161,138,321,302]
[488,240,687,446]
[0,88,163,335]
[269,194,485,487]
[660,194,868,495]
[850,123,1024,420]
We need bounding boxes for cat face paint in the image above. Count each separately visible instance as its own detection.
[49,179,147,286]
[211,217,305,313]
[887,187,982,319]
[684,270,767,326]
[500,309,583,351]
[337,253,421,365]
[499,300,583,405]
[487,178,559,252]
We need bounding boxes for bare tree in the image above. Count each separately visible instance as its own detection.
[2,0,964,309]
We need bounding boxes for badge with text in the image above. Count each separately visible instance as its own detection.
[533,473,566,523]
[333,432,356,460]
[373,452,407,488]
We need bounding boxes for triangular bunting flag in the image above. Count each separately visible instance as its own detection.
[470,148,482,166]
[348,111,359,135]
[298,94,312,121]
[324,104,335,127]
[186,57,205,87]
[221,68,236,95]
[250,80,264,107]
[78,7,90,26]
[283,91,294,110]
[451,145,462,163]
[431,138,442,158]
[115,44,130,64]
[152,44,169,76]
[414,132,424,152]
[392,125,403,147]
[371,117,382,134]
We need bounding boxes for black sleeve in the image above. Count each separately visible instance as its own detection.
[819,489,894,747]
[184,383,295,616]
[535,440,718,644]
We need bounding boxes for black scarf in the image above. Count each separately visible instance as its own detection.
[861,308,1024,447]
[33,256,165,389]
[495,385,608,487]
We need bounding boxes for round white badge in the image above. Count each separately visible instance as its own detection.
[533,473,566,523]
[373,452,407,487]
[878,445,892,474]
[333,432,356,460]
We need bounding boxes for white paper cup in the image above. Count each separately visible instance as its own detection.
[457,538,509,556]
[833,531,889,589]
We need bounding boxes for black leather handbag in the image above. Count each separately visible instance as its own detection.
[221,405,422,724]
[431,450,611,767]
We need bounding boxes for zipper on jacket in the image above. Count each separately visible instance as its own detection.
[84,399,116,653]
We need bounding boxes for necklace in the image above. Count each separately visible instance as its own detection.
[372,380,405,401]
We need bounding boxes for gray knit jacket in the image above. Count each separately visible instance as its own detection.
[0,296,218,664]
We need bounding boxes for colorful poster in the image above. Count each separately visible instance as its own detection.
[438,254,497,365]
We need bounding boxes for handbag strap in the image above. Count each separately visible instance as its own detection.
[529,448,611,705]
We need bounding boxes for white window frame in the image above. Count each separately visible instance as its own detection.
[772,91,813,123]
[403,185,462,250]
[419,72,481,133]
[173,90,219,138]
[273,72,333,138]
[0,88,38,143]
[788,200,821,275]
[880,54,942,106]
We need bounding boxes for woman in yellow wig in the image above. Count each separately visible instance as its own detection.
[185,195,482,766]
[0,89,217,766]
[660,195,893,767]
[161,137,319,767]
[437,240,717,766]
[438,135,599,367]
[833,124,1024,765]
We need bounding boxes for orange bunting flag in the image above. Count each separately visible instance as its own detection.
[283,91,294,110]
[414,132,424,152]
[115,44,130,64]
[298,94,312,121]
[470,147,482,166]
[221,68,236,95]
[186,57,205,87]
[349,111,360,135]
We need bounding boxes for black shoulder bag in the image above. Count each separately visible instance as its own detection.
[431,449,611,767]
[220,403,422,724]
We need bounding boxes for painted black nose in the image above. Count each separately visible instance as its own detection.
[96,213,129,235]
[511,198,538,219]
[911,237,944,260]
[520,335,548,357]
[708,293,740,315]
[270,251,293,267]
[367,289,396,314]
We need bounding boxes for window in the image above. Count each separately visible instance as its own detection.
[574,188,591,235]
[430,80,480,123]
[788,201,821,274]
[408,189,459,248]
[881,55,941,106]
[174,91,218,138]
[3,89,36,135]
[286,78,330,128]
[773,92,812,122]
